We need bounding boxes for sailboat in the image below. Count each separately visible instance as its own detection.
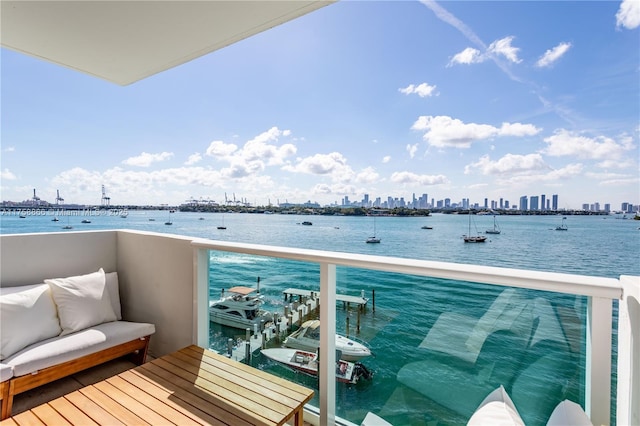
[485,215,501,234]
[463,211,486,243]
[62,216,73,230]
[164,211,173,225]
[555,216,568,231]
[217,213,226,230]
[366,216,380,243]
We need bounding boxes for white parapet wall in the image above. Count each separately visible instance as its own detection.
[0,230,197,358]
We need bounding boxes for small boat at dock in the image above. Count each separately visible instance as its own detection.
[260,348,373,384]
[284,319,372,361]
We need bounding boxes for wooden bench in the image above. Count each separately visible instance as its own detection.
[1,336,150,420]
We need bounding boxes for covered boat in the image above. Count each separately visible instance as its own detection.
[284,319,372,361]
[209,285,273,330]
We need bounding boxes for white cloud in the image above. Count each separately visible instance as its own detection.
[185,153,202,165]
[406,144,418,158]
[1,169,17,180]
[355,167,380,184]
[122,151,174,167]
[616,0,640,29]
[542,129,636,165]
[411,115,541,148]
[448,47,484,66]
[487,36,522,63]
[464,154,550,175]
[536,42,572,68]
[382,155,391,163]
[205,140,238,157]
[390,171,449,185]
[282,152,355,182]
[492,163,584,187]
[3,146,15,153]
[448,37,522,69]
[399,82,438,97]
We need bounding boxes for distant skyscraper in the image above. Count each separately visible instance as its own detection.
[552,194,558,210]
[541,194,546,211]
[484,198,488,209]
[530,196,539,211]
[519,196,528,211]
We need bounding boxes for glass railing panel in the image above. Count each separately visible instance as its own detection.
[206,249,591,426]
[334,265,589,426]
[206,251,327,410]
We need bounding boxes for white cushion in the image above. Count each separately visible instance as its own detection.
[45,269,117,336]
[546,400,592,426]
[0,363,13,382]
[467,386,525,426]
[0,284,62,360]
[361,412,393,426]
[105,271,122,320]
[4,321,155,377]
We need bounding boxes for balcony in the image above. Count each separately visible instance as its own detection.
[1,229,638,426]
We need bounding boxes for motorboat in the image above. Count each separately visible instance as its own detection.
[284,319,372,361]
[209,285,273,330]
[260,348,373,384]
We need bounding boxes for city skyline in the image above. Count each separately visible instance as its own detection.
[4,186,636,214]
[2,1,639,210]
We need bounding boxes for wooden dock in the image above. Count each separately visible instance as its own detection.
[282,288,369,309]
[225,288,372,363]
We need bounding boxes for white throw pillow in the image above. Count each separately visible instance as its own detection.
[0,284,62,360]
[105,272,122,320]
[467,386,525,426]
[45,269,117,336]
[546,400,592,426]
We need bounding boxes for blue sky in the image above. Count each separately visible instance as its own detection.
[2,0,639,210]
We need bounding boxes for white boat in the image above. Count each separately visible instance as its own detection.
[209,284,273,330]
[260,348,373,384]
[485,215,501,234]
[284,319,372,361]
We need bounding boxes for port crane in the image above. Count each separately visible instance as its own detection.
[55,190,64,205]
[101,185,110,206]
[31,189,41,205]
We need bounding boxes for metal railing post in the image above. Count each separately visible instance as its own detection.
[319,262,336,426]
[586,295,612,425]
[617,275,640,426]
[194,247,210,348]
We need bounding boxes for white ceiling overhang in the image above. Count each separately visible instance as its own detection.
[1,1,334,86]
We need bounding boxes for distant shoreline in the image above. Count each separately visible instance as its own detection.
[0,204,621,217]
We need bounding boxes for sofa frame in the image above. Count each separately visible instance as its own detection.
[1,335,151,419]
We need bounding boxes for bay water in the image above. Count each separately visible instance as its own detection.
[2,210,639,425]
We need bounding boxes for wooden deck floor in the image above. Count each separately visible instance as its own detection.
[8,354,314,425]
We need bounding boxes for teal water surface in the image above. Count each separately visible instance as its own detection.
[2,211,639,425]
